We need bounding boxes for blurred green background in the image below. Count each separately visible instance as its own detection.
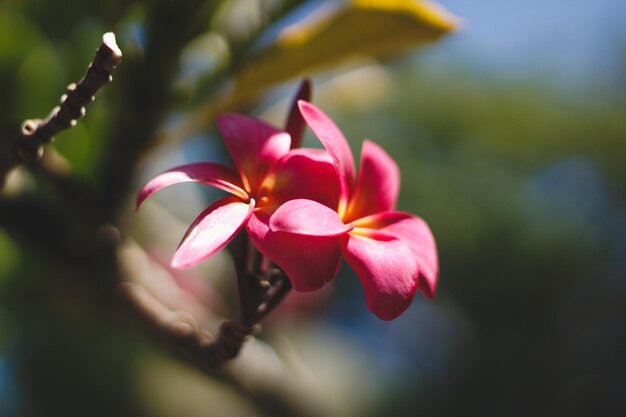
[1,0,625,416]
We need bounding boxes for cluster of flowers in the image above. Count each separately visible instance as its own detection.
[137,84,438,320]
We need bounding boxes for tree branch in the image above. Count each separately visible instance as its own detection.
[0,32,122,188]
[118,231,291,370]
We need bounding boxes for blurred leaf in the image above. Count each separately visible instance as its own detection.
[15,43,63,120]
[0,9,42,126]
[233,0,458,98]
[174,32,231,94]
[171,0,458,140]
[211,0,306,47]
[0,229,20,287]
[0,10,41,66]
[211,0,268,46]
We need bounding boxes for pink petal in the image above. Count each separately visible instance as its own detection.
[298,101,355,209]
[267,233,342,292]
[285,79,312,149]
[216,114,290,192]
[344,140,400,222]
[247,213,342,291]
[342,232,418,321]
[355,211,439,298]
[137,163,247,208]
[270,199,352,236]
[172,196,254,268]
[260,148,340,212]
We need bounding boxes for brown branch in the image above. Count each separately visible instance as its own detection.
[0,32,122,188]
[203,231,291,367]
[118,231,291,370]
[118,284,330,417]
[120,282,218,371]
[120,282,256,372]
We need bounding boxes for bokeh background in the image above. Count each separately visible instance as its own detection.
[1,0,626,416]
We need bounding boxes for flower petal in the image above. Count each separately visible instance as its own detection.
[383,216,439,299]
[270,199,352,236]
[247,213,342,291]
[285,79,312,149]
[343,232,418,321]
[354,211,439,298]
[298,101,355,209]
[137,163,247,208]
[216,114,291,192]
[172,196,254,268]
[344,140,400,222]
[260,148,340,212]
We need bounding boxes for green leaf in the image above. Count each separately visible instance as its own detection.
[15,43,63,120]
[0,10,41,66]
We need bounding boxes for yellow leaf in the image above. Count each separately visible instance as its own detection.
[233,0,458,98]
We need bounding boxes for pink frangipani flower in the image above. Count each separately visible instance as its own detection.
[137,106,341,285]
[270,101,439,321]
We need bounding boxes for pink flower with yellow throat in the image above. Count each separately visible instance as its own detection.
[268,101,439,320]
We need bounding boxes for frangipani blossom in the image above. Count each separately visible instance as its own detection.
[270,101,438,321]
[137,97,342,286]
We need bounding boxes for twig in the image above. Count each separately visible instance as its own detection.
[202,230,292,367]
[119,230,291,370]
[254,272,292,322]
[120,279,283,370]
[0,32,122,188]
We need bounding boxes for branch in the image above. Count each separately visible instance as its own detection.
[0,32,122,187]
[122,282,258,370]
[118,232,291,370]
[119,285,329,417]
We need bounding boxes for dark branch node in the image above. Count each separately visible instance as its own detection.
[206,321,257,367]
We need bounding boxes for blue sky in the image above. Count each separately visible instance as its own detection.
[435,0,626,81]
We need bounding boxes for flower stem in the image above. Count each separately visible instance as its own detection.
[207,230,292,366]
